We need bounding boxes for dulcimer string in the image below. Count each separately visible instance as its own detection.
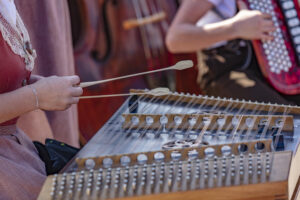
[103,94,173,155]
[79,60,193,88]
[92,93,152,155]
[122,93,186,154]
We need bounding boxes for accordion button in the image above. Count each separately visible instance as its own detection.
[285,9,297,18]
[291,27,300,36]
[296,45,300,53]
[282,1,294,10]
[288,18,300,27]
[294,36,300,44]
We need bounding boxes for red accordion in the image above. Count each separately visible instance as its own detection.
[244,0,300,95]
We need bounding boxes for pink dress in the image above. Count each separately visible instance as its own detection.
[0,13,46,200]
[15,0,80,147]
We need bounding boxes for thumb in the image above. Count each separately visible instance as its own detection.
[237,0,248,10]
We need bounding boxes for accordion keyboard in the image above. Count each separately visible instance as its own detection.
[244,0,300,94]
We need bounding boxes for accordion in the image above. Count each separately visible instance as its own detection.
[38,89,300,200]
[242,0,300,94]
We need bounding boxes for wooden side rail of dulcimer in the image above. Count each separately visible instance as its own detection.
[39,140,293,200]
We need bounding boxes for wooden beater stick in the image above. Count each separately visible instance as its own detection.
[79,60,193,88]
[80,93,134,99]
[79,88,171,99]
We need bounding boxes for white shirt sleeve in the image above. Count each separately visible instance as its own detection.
[207,0,236,18]
[207,0,223,6]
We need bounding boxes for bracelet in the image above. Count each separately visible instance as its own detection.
[28,85,39,109]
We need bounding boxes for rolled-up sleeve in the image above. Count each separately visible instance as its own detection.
[207,0,223,6]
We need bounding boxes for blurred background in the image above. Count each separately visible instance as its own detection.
[67,0,200,143]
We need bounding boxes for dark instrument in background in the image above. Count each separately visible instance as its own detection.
[68,0,181,142]
[243,0,300,95]
[173,53,200,95]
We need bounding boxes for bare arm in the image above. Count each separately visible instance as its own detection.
[0,86,36,124]
[166,0,275,53]
[0,75,83,124]
[17,75,54,143]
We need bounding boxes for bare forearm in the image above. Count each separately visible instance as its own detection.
[166,18,237,53]
[166,0,274,53]
[0,86,36,123]
[0,75,83,124]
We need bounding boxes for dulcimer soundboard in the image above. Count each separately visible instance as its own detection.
[38,89,300,200]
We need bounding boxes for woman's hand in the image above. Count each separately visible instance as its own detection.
[31,75,83,111]
[232,1,276,40]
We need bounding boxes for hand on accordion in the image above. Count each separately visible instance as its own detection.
[232,0,276,41]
